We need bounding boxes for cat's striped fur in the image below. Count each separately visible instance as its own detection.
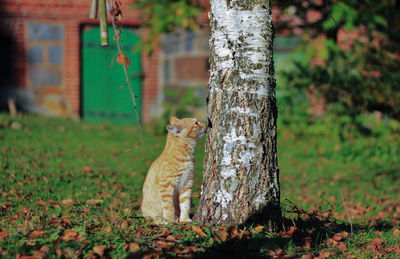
[141,116,206,223]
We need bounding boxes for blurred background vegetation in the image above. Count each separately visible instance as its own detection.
[133,0,400,137]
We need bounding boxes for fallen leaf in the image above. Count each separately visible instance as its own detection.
[86,199,103,206]
[61,229,79,242]
[56,245,62,256]
[40,246,50,253]
[62,199,74,206]
[61,218,71,226]
[128,243,141,253]
[287,226,297,236]
[0,231,8,239]
[370,238,384,247]
[35,200,47,206]
[17,255,37,259]
[166,234,175,241]
[113,184,123,190]
[217,229,228,241]
[30,230,46,239]
[319,250,335,258]
[82,166,92,173]
[332,234,343,241]
[337,242,347,252]
[86,252,96,259]
[141,253,153,259]
[230,226,239,239]
[154,228,169,238]
[304,237,313,248]
[26,241,36,246]
[191,225,207,238]
[157,240,171,249]
[268,248,284,256]
[93,245,106,257]
[301,254,313,259]
[252,225,264,233]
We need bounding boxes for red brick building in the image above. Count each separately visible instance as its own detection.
[0,0,160,123]
[0,1,305,123]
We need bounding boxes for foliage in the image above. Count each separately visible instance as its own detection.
[0,113,399,257]
[286,39,400,120]
[131,0,205,53]
[277,0,400,121]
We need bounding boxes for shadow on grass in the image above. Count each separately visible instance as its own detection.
[196,209,394,259]
[124,201,395,258]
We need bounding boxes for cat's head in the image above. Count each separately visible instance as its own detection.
[166,116,206,140]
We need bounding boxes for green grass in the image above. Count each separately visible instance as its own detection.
[0,113,399,258]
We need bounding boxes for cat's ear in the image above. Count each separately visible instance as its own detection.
[170,116,179,124]
[166,124,182,136]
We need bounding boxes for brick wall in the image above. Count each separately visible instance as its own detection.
[0,0,160,123]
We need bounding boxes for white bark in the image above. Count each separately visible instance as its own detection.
[195,0,281,229]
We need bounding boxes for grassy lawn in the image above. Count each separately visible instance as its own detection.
[0,113,399,258]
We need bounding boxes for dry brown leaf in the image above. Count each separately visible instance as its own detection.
[319,250,335,258]
[39,246,50,254]
[56,245,62,256]
[230,226,239,239]
[16,255,36,259]
[191,225,207,238]
[86,199,103,206]
[157,240,171,249]
[336,242,347,252]
[62,198,74,207]
[287,226,297,236]
[332,234,343,242]
[30,230,46,239]
[301,254,313,259]
[304,237,313,248]
[141,254,153,259]
[86,251,96,259]
[26,241,36,246]
[252,225,264,233]
[166,234,175,240]
[128,243,141,253]
[0,231,8,239]
[35,200,47,206]
[340,231,349,239]
[370,238,384,247]
[82,166,92,173]
[61,229,79,242]
[61,218,71,226]
[154,228,169,238]
[93,245,106,257]
[32,250,45,259]
[217,229,228,241]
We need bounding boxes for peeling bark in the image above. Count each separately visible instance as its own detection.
[194,0,281,231]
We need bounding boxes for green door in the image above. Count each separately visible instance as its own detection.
[82,26,141,124]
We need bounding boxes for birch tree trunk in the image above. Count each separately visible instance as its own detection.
[194,0,281,231]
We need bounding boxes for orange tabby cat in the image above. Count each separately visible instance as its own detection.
[141,116,206,223]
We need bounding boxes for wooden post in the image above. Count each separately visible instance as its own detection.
[89,0,98,19]
[98,0,108,46]
[8,98,17,117]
